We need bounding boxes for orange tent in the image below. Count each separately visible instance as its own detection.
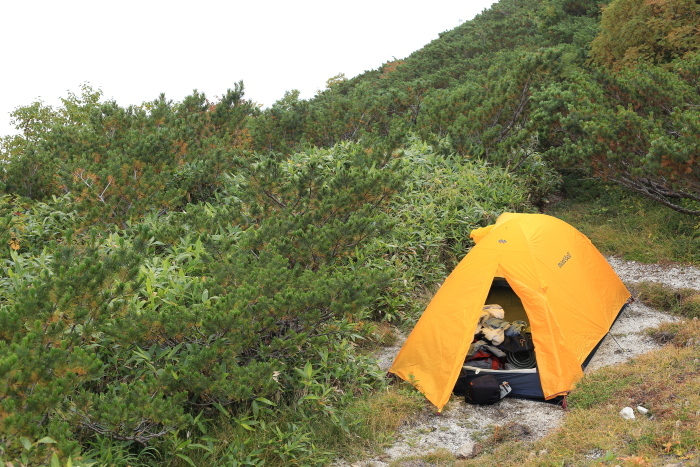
[389,213,630,410]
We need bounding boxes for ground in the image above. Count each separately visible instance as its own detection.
[343,257,700,466]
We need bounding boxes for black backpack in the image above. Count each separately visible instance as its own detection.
[464,375,502,405]
[497,332,534,353]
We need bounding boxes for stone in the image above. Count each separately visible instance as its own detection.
[619,407,635,420]
[456,441,475,458]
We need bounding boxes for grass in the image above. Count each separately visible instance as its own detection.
[630,281,700,319]
[337,384,427,458]
[546,178,700,264]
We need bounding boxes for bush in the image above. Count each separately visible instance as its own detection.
[369,137,537,322]
[0,136,544,465]
[0,141,399,464]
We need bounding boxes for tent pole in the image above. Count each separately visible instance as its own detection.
[607,332,625,352]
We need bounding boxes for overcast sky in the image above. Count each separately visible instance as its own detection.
[1,0,498,137]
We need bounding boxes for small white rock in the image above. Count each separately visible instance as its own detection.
[620,407,635,420]
[636,406,649,414]
[456,441,475,458]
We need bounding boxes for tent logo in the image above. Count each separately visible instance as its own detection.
[498,239,507,244]
[558,252,572,268]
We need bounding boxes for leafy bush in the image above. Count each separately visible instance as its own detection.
[367,137,537,321]
[0,131,540,464]
[0,141,401,464]
[0,84,258,226]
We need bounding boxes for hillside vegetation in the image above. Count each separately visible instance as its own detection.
[0,0,699,465]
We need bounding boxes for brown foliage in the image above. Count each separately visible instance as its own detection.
[591,0,700,70]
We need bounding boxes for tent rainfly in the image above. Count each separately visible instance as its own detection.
[389,213,631,410]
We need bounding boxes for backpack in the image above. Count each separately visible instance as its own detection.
[464,375,508,405]
[497,332,534,354]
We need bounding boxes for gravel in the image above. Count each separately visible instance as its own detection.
[339,257,700,466]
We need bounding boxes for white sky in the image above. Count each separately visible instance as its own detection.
[1,0,498,137]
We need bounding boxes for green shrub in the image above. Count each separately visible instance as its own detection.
[369,137,537,322]
[0,141,399,464]
[0,135,549,465]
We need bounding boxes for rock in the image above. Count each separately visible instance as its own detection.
[619,407,635,420]
[456,441,475,458]
[636,406,649,415]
